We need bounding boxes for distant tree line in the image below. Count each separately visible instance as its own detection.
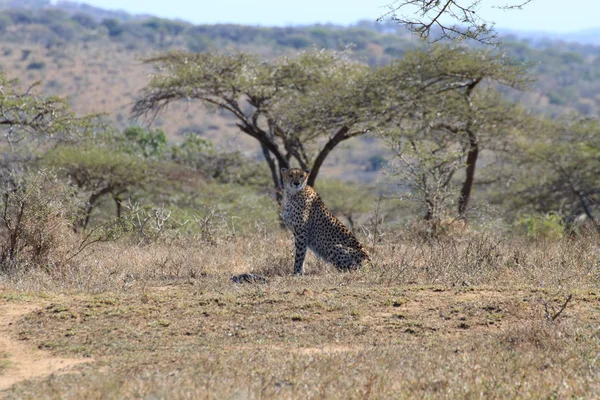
[0,5,599,117]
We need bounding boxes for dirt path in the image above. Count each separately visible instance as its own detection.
[0,302,93,392]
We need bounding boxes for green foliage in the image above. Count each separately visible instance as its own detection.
[36,8,68,25]
[0,4,598,114]
[122,126,167,158]
[2,4,600,237]
[133,48,375,194]
[186,33,212,52]
[277,34,311,49]
[0,71,103,208]
[389,139,463,222]
[170,133,269,186]
[0,72,100,147]
[43,144,149,229]
[0,14,12,33]
[513,213,565,239]
[316,179,376,230]
[70,13,98,29]
[171,132,213,158]
[377,45,530,220]
[505,116,600,228]
[141,18,188,36]
[365,155,387,172]
[547,91,567,105]
[102,18,123,37]
[3,9,34,24]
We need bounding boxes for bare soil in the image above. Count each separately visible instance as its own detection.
[0,302,93,392]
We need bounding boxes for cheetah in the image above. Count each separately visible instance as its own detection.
[280,168,370,275]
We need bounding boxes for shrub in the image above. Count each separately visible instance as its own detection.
[102,18,123,37]
[0,14,13,33]
[513,213,565,239]
[70,13,98,30]
[122,126,167,158]
[170,133,269,186]
[43,143,149,229]
[26,61,46,70]
[316,179,375,231]
[0,171,82,273]
[187,33,212,52]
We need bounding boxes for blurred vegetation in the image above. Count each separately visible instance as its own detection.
[512,213,565,240]
[1,1,600,276]
[0,2,598,117]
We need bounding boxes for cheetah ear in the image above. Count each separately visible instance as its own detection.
[304,169,310,174]
[280,168,288,173]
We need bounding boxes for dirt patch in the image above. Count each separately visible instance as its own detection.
[0,302,93,392]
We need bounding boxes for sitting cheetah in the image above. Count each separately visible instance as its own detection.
[280,168,370,275]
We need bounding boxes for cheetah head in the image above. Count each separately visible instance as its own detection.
[281,168,310,194]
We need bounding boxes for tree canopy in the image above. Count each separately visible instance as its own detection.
[132,45,532,220]
[133,49,382,198]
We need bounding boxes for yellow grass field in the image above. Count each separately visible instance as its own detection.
[1,231,599,398]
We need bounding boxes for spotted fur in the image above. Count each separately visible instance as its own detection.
[280,168,370,275]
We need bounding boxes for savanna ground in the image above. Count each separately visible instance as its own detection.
[1,229,600,399]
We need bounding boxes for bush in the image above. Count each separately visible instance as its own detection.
[187,33,212,52]
[71,13,98,30]
[316,179,375,231]
[0,171,82,273]
[26,61,46,70]
[277,34,312,49]
[4,9,33,25]
[170,133,269,186]
[513,213,565,239]
[102,18,123,37]
[43,143,149,229]
[122,126,167,158]
[0,14,13,33]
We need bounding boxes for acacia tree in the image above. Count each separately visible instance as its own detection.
[132,49,383,200]
[0,72,100,180]
[380,0,533,44]
[506,116,600,231]
[43,144,148,229]
[377,45,530,218]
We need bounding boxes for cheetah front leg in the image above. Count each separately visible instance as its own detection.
[293,232,308,275]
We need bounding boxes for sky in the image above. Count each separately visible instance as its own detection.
[59,0,600,33]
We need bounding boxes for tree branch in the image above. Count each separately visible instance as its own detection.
[308,126,363,187]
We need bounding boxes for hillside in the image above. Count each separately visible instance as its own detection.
[0,2,599,181]
[1,2,599,118]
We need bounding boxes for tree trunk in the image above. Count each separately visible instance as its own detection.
[261,143,283,204]
[236,122,289,200]
[573,188,600,233]
[458,130,478,217]
[308,126,351,187]
[114,196,122,218]
[80,187,113,230]
[457,79,481,218]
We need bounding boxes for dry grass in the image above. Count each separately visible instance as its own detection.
[1,230,600,398]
